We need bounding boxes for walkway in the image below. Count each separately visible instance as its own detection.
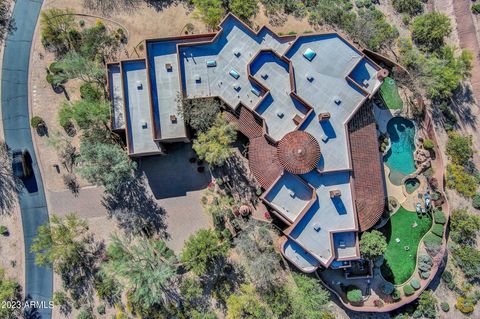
[1,0,52,318]
[452,0,480,102]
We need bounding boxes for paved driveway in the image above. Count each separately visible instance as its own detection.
[1,0,52,318]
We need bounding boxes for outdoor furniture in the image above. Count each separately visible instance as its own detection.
[170,115,177,123]
[293,114,302,125]
[206,60,217,67]
[165,63,173,71]
[303,48,316,61]
[229,69,240,79]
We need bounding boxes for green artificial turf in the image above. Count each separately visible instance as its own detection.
[380,207,432,285]
[379,77,403,110]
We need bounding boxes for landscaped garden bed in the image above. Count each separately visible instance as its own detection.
[379,207,432,284]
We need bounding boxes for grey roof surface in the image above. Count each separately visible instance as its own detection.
[108,64,125,130]
[283,239,320,272]
[263,172,313,222]
[122,60,161,155]
[349,57,381,95]
[287,35,368,172]
[147,40,187,141]
[250,51,308,141]
[289,170,356,265]
[179,15,290,110]
[333,231,358,260]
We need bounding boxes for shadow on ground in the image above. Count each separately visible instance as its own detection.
[140,143,212,200]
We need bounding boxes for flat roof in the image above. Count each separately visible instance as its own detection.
[349,57,381,95]
[283,238,320,272]
[179,15,290,110]
[263,172,313,223]
[333,232,359,260]
[122,60,161,155]
[147,40,187,141]
[251,51,308,141]
[288,171,356,266]
[108,64,125,130]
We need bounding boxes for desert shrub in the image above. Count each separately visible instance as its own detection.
[451,245,480,282]
[433,210,446,224]
[410,279,421,290]
[455,296,474,314]
[418,255,432,271]
[420,271,430,279]
[30,116,45,129]
[381,282,395,295]
[0,225,8,236]
[80,82,101,101]
[423,232,442,256]
[423,138,434,150]
[472,193,480,209]
[472,4,480,14]
[446,164,477,197]
[403,284,415,296]
[393,0,423,16]
[431,224,444,237]
[96,304,105,315]
[49,62,63,74]
[440,302,449,312]
[346,286,362,304]
[392,289,401,301]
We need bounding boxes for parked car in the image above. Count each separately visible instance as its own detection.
[12,149,32,179]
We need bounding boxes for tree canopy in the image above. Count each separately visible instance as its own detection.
[178,97,221,133]
[59,99,110,131]
[103,234,177,316]
[450,208,480,245]
[193,0,225,30]
[77,139,136,193]
[411,12,452,51]
[181,228,228,276]
[290,273,331,319]
[446,132,474,167]
[193,113,237,166]
[359,230,387,260]
[226,284,270,319]
[393,0,423,16]
[352,8,399,51]
[229,0,259,23]
[0,268,22,319]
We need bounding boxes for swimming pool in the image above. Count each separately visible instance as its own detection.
[384,117,416,185]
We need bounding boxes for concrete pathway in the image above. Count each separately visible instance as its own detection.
[1,0,52,318]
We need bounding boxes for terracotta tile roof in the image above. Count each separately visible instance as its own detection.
[249,136,283,188]
[225,105,282,189]
[277,131,320,174]
[348,103,386,231]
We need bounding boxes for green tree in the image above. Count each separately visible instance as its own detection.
[308,0,356,32]
[77,139,136,193]
[290,273,332,319]
[411,12,452,51]
[193,0,225,30]
[0,268,22,319]
[393,0,423,16]
[59,99,110,131]
[226,284,270,319]
[103,234,177,316]
[54,51,105,85]
[450,208,480,245]
[193,113,237,166]
[178,97,221,133]
[416,290,437,318]
[359,230,387,260]
[229,0,258,23]
[40,8,76,54]
[446,164,477,197]
[31,213,89,269]
[451,245,480,282]
[446,132,474,166]
[352,8,399,51]
[181,229,228,276]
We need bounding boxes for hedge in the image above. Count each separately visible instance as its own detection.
[381,282,395,295]
[30,116,44,129]
[424,232,442,256]
[392,289,401,301]
[347,287,363,304]
[432,224,444,237]
[434,210,446,224]
[420,271,430,279]
[410,279,421,290]
[403,284,415,296]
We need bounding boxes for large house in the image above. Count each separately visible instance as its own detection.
[107,13,387,273]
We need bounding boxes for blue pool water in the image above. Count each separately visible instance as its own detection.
[384,117,416,185]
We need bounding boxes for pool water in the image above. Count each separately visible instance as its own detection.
[384,117,416,185]
[405,178,420,194]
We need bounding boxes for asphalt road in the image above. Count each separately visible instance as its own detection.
[1,0,52,318]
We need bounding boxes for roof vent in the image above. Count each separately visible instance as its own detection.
[165,63,173,71]
[306,74,314,82]
[289,190,296,198]
[303,48,316,61]
[277,112,284,118]
[334,97,341,105]
[329,189,341,198]
[233,84,240,91]
[136,81,143,90]
[234,50,241,57]
[321,135,328,143]
[318,112,331,121]
[195,74,201,83]
[261,73,268,79]
[141,121,148,129]
[313,223,321,232]
[170,115,177,123]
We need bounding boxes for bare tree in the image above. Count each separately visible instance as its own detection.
[0,140,22,214]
